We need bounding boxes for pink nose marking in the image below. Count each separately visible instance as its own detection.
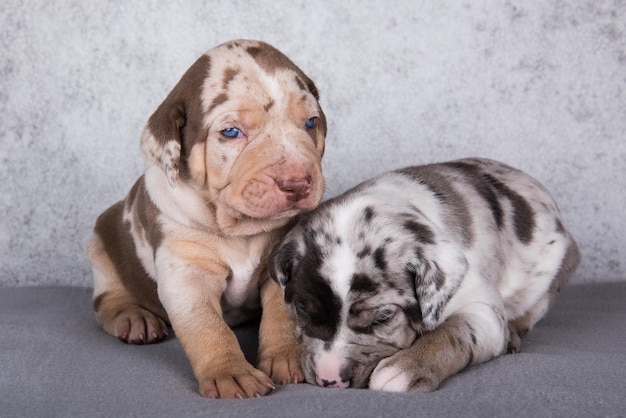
[276,177,312,201]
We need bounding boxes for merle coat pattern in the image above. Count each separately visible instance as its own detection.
[270,158,580,392]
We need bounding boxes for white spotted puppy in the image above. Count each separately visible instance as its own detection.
[86,40,327,399]
[270,158,580,392]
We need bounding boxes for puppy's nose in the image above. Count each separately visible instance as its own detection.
[315,374,350,389]
[277,177,312,201]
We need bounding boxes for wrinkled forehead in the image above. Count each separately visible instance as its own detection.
[201,40,319,117]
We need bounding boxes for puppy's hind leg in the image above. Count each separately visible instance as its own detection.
[87,233,169,345]
[507,238,581,353]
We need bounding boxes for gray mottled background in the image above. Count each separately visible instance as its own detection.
[1,0,624,286]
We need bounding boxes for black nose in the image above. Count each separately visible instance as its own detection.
[277,177,312,201]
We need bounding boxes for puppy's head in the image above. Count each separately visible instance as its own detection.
[140,40,326,233]
[269,192,467,389]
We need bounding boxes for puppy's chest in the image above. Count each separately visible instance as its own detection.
[221,235,271,308]
[224,257,263,305]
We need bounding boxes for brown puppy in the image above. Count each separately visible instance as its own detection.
[85,40,327,399]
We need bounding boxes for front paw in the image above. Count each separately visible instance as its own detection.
[369,354,440,393]
[257,342,304,386]
[112,307,169,344]
[197,362,275,399]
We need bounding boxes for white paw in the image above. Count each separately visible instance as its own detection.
[369,361,410,392]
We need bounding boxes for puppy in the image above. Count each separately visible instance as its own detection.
[86,40,327,399]
[270,158,580,392]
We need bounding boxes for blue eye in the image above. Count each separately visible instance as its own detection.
[220,127,242,138]
[305,117,317,129]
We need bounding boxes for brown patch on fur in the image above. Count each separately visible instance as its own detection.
[208,93,229,117]
[145,54,211,183]
[246,43,321,100]
[222,67,239,89]
[90,179,168,323]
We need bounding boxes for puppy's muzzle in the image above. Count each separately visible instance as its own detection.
[276,176,312,202]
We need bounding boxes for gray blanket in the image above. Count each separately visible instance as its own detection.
[2,283,624,417]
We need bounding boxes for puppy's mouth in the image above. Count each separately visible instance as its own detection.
[219,176,323,221]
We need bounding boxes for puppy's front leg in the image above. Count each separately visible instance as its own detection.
[157,256,274,399]
[370,303,507,392]
[257,277,304,385]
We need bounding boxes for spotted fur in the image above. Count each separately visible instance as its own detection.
[270,158,580,392]
[86,40,327,399]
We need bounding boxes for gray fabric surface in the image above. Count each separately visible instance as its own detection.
[1,283,624,417]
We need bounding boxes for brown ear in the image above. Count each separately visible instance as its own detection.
[140,102,184,185]
[140,54,210,186]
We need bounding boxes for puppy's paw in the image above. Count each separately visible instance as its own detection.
[198,364,275,399]
[257,342,304,385]
[369,355,440,393]
[112,307,169,344]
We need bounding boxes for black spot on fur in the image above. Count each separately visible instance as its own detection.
[373,247,387,271]
[443,161,505,229]
[482,173,535,243]
[398,165,474,247]
[404,220,434,244]
[351,274,380,294]
[363,206,375,223]
[357,245,372,259]
[281,234,342,342]
[405,303,423,324]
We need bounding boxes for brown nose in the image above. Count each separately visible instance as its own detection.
[277,177,312,201]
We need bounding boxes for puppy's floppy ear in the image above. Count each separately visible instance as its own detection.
[409,237,468,331]
[269,239,301,288]
[140,54,210,186]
